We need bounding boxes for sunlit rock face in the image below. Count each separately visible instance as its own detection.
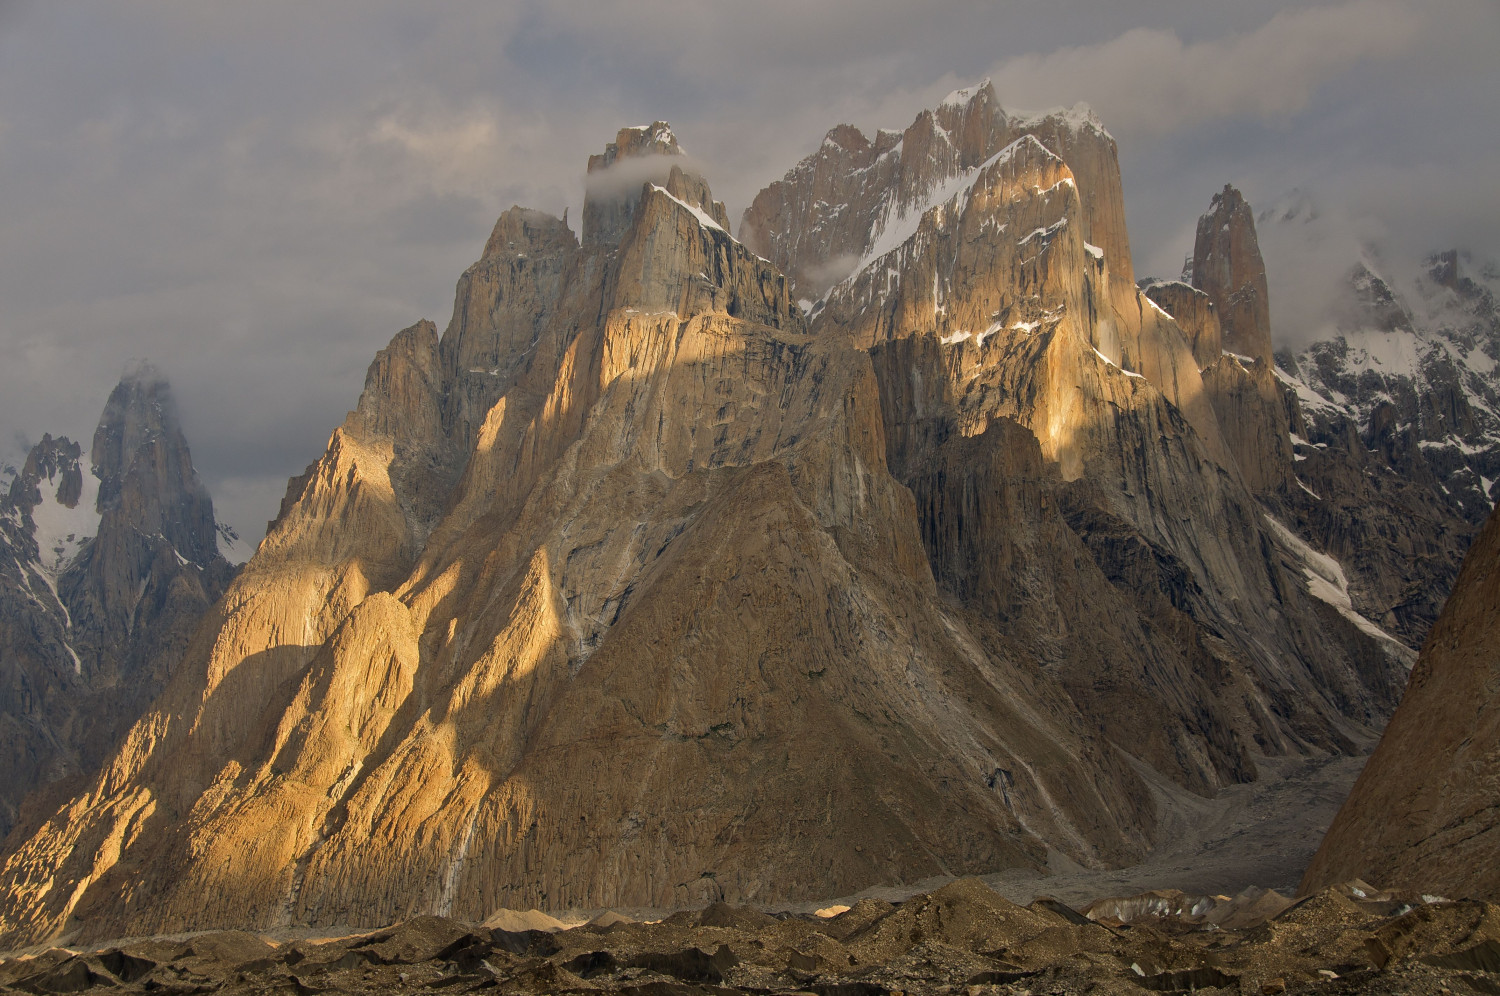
[1303,500,1500,900]
[0,88,1452,948]
[0,373,234,841]
[771,88,1408,793]
[0,122,1159,948]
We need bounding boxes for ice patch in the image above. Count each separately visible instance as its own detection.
[1084,242,1104,261]
[30,466,101,577]
[840,135,1049,287]
[1262,515,1408,652]
[1093,346,1144,379]
[648,185,724,233]
[1019,219,1068,246]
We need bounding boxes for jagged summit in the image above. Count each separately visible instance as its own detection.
[481,206,576,261]
[1192,183,1273,364]
[582,120,727,248]
[0,367,234,842]
[741,80,1134,324]
[591,120,682,166]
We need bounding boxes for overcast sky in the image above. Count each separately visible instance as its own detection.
[2,1,1496,554]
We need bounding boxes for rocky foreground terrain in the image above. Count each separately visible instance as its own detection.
[4,878,1500,996]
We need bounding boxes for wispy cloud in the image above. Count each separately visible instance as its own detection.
[984,0,1426,133]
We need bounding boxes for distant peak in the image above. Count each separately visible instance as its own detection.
[119,358,168,390]
[1427,249,1462,291]
[592,121,683,173]
[1207,183,1247,214]
[1009,102,1111,139]
[820,123,871,156]
[939,77,995,109]
[482,206,577,260]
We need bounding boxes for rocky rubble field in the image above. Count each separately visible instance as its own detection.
[4,878,1498,996]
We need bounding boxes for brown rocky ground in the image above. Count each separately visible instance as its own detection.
[3,875,1497,996]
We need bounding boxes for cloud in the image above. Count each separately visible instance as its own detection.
[985,0,1425,135]
[582,148,721,209]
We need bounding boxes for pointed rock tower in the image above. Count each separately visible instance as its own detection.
[0,369,234,839]
[1192,184,1273,364]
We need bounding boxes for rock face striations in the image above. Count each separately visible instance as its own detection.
[0,371,235,841]
[0,87,1453,947]
[1301,501,1500,900]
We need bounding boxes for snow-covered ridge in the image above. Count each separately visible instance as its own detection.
[30,466,100,577]
[1275,256,1500,511]
[940,78,992,109]
[836,134,1058,293]
[648,184,725,233]
[1011,102,1112,141]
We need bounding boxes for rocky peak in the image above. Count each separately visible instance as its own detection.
[1340,261,1416,335]
[1429,249,1462,291]
[7,434,84,519]
[59,365,235,689]
[583,121,709,248]
[740,83,1136,332]
[0,368,234,843]
[482,206,577,261]
[1191,183,1273,363]
[90,367,220,566]
[591,121,681,168]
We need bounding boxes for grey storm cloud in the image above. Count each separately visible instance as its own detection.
[0,0,1496,553]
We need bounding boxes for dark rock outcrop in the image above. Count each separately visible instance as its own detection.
[1302,502,1500,899]
[0,371,234,841]
[1192,184,1273,364]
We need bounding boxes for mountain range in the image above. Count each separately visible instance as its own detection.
[0,80,1493,948]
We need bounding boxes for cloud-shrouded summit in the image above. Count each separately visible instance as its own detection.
[0,1,1495,548]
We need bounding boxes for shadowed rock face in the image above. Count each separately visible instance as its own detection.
[1193,184,1273,365]
[63,373,233,678]
[0,374,234,841]
[1302,502,1500,900]
[1267,253,1496,648]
